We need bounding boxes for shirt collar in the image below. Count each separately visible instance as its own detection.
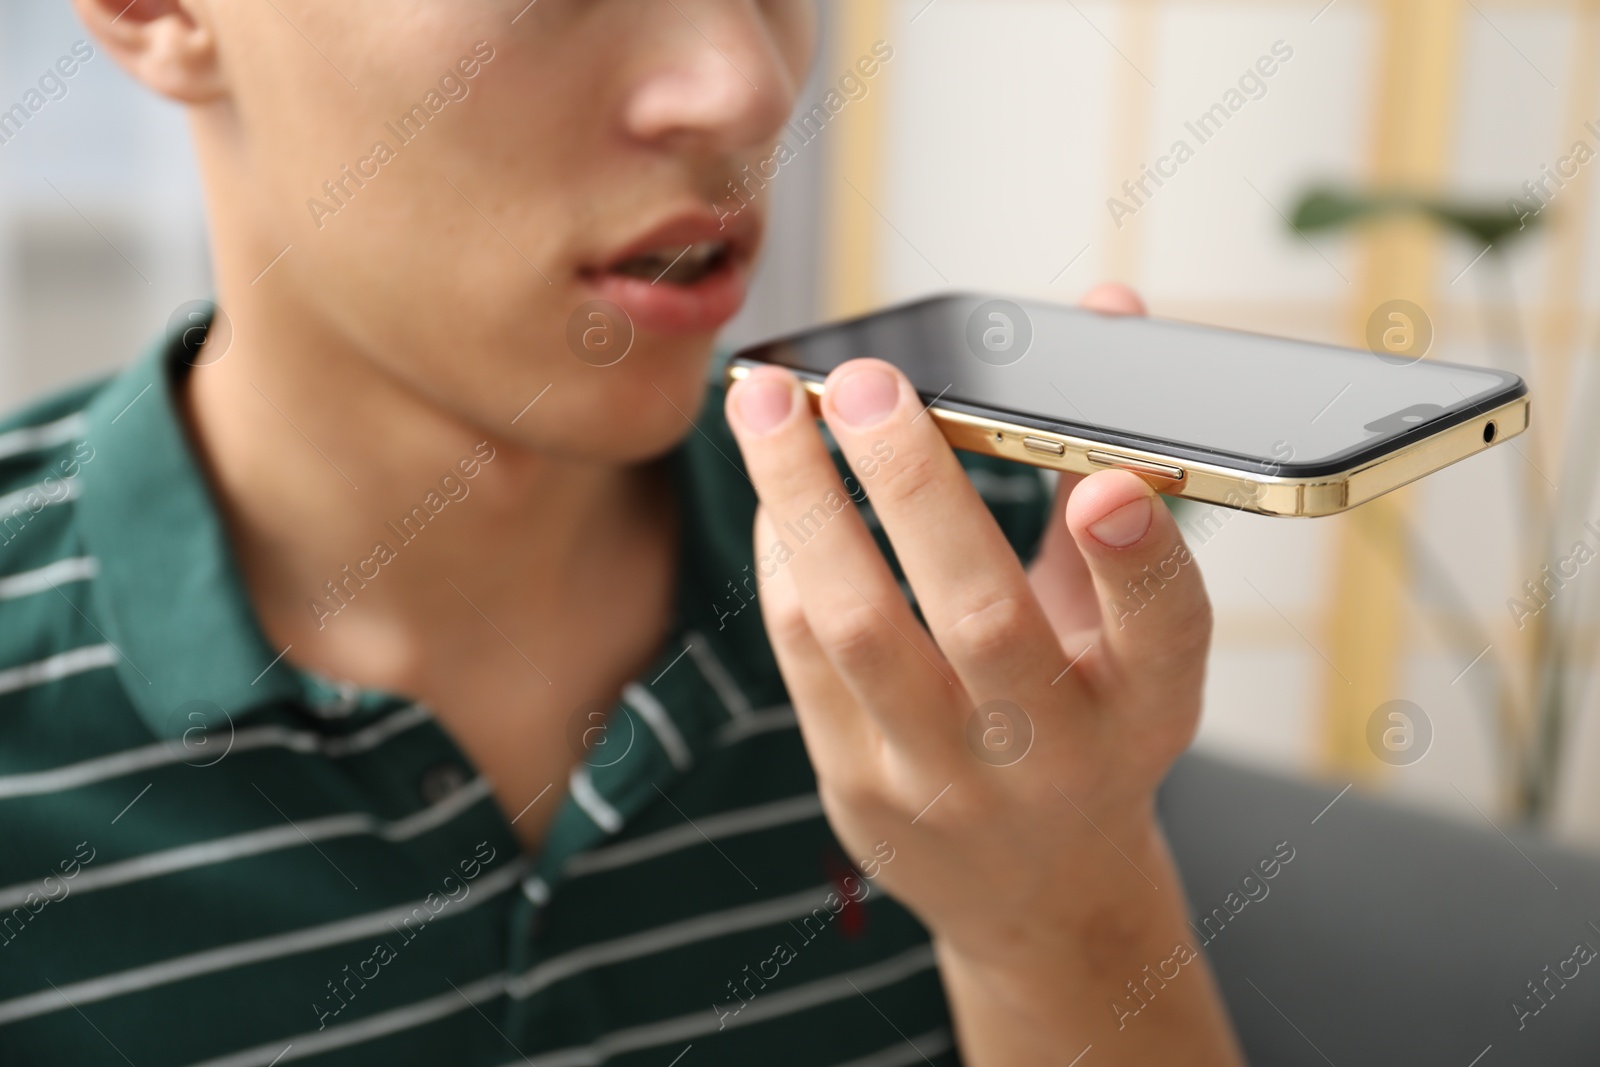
[73,323,772,766]
[75,320,303,742]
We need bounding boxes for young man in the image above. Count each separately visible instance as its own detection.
[0,1,1242,1064]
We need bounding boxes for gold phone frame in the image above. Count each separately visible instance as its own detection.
[724,363,1530,518]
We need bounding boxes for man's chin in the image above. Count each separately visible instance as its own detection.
[617,370,715,461]
[504,370,718,466]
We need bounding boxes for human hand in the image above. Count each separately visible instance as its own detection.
[724,285,1210,958]
[725,285,1239,1063]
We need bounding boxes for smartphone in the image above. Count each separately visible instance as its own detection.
[725,293,1529,518]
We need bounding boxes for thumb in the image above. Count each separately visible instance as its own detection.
[1063,468,1212,683]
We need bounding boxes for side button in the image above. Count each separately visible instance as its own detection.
[1022,435,1066,457]
[1086,450,1185,483]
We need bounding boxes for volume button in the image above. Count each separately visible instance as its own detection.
[1022,435,1066,457]
[1086,450,1185,482]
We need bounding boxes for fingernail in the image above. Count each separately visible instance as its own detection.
[1088,497,1152,547]
[736,375,794,435]
[831,366,899,429]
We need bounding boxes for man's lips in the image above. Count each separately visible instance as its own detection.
[582,263,749,336]
[581,210,760,335]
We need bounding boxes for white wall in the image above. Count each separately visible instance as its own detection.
[0,0,210,403]
[873,0,1600,843]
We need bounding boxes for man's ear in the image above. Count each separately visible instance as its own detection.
[71,0,224,103]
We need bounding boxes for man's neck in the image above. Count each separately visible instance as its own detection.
[178,292,656,699]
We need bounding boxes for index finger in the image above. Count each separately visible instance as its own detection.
[725,365,964,761]
[817,359,1080,708]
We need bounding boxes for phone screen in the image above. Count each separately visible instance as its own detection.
[734,294,1524,478]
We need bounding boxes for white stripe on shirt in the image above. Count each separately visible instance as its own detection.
[0,643,117,697]
[0,474,81,520]
[827,1029,954,1067]
[0,556,97,601]
[175,937,936,1067]
[715,704,797,746]
[0,703,434,801]
[568,765,623,834]
[181,971,512,1067]
[0,777,492,910]
[506,882,838,1000]
[489,944,941,1067]
[621,682,692,771]
[682,631,754,719]
[0,858,528,1027]
[564,792,823,879]
[0,412,86,461]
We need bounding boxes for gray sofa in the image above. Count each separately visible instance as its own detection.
[1160,754,1600,1065]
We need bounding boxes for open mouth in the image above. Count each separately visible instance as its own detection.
[582,211,758,333]
[606,240,732,286]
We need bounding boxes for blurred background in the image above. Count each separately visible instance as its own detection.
[5,0,1600,844]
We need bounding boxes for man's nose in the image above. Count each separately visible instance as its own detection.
[622,2,801,155]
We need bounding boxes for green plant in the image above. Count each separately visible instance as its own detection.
[1287,183,1590,822]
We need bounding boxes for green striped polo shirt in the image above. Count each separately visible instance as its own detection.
[0,320,1050,1066]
